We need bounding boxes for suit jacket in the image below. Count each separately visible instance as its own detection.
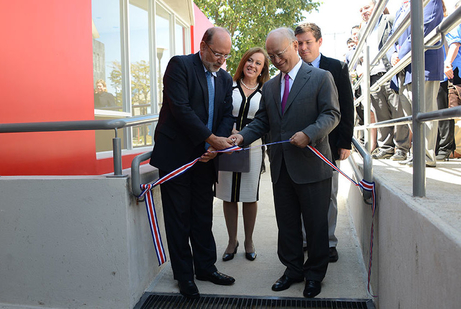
[388,0,444,87]
[319,55,354,161]
[240,61,340,184]
[150,52,234,173]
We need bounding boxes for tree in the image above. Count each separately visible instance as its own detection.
[194,0,320,76]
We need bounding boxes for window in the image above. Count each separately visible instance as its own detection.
[155,4,171,110]
[130,0,152,147]
[92,0,191,152]
[92,0,123,112]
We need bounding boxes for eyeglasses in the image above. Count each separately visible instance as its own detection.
[204,41,231,60]
[268,42,292,61]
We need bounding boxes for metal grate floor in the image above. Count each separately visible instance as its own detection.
[135,293,375,309]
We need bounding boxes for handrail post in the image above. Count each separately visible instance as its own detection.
[113,128,123,176]
[363,46,372,153]
[411,0,426,197]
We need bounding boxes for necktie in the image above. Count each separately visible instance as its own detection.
[205,71,215,149]
[281,73,290,114]
[307,62,313,66]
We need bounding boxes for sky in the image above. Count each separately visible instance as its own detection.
[301,0,458,60]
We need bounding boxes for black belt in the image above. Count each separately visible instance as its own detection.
[371,72,385,78]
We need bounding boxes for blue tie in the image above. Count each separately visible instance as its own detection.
[205,71,215,149]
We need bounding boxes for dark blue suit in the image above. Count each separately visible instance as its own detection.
[150,52,234,281]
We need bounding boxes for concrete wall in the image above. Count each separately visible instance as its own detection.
[342,155,461,309]
[0,166,164,309]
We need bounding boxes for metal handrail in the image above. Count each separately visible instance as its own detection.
[131,151,153,197]
[352,2,461,197]
[0,114,159,176]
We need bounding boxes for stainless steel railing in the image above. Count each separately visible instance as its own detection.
[350,0,461,197]
[0,114,159,176]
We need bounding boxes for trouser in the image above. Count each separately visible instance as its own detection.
[370,74,410,152]
[436,80,455,155]
[273,160,330,282]
[400,80,439,164]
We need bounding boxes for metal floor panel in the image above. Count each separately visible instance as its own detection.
[135,293,375,309]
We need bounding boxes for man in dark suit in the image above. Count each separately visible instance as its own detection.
[295,22,354,263]
[150,27,236,299]
[230,27,340,298]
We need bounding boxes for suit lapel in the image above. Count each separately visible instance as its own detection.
[273,73,283,117]
[193,53,209,112]
[283,62,311,114]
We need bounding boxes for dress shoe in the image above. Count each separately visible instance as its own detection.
[222,242,239,261]
[329,247,339,263]
[245,251,257,261]
[436,152,450,161]
[303,280,321,298]
[178,280,200,299]
[271,275,303,291]
[196,271,235,285]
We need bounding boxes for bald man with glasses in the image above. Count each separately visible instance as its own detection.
[230,27,340,298]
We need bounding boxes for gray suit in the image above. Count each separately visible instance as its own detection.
[240,61,340,281]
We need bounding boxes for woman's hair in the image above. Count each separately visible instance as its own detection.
[95,79,107,93]
[233,47,270,85]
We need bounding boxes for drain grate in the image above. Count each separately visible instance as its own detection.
[135,293,375,309]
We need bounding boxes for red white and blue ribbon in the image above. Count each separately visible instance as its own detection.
[139,140,377,294]
[138,146,242,265]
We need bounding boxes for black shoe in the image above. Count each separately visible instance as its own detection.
[436,152,450,161]
[303,280,321,298]
[271,275,303,291]
[222,242,239,261]
[178,280,200,299]
[329,247,339,263]
[196,271,235,285]
[245,252,257,261]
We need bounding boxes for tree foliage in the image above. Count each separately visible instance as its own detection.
[194,0,320,76]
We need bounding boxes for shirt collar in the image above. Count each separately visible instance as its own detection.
[310,53,322,68]
[283,58,302,81]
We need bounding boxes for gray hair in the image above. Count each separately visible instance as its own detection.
[267,27,297,42]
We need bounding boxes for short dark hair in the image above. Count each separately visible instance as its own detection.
[347,38,355,44]
[294,22,322,41]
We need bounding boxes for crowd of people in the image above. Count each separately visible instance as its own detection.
[347,0,461,165]
[148,0,461,302]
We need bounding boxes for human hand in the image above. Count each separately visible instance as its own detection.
[444,64,454,80]
[338,148,351,161]
[229,133,244,146]
[200,148,218,162]
[289,131,310,148]
[391,53,400,66]
[205,134,234,151]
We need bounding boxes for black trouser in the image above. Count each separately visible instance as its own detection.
[436,80,455,155]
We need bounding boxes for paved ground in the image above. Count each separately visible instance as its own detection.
[147,158,371,300]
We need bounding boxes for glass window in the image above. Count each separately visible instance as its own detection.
[92,0,123,112]
[130,0,152,148]
[156,4,171,110]
[175,22,186,56]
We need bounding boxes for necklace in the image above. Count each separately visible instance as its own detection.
[240,79,258,90]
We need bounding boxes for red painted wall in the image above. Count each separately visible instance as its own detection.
[0,0,98,175]
[0,2,212,176]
